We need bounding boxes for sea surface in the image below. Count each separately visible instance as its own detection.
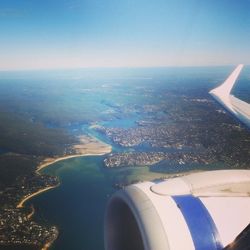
[29,156,113,250]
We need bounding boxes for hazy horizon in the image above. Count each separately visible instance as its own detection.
[1,64,249,73]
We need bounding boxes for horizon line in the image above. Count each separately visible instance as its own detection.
[0,64,248,72]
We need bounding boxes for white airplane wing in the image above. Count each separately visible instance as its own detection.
[209,64,250,128]
[230,95,250,120]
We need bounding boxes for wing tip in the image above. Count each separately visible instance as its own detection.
[209,64,244,95]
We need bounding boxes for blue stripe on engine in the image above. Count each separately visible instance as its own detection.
[172,195,223,250]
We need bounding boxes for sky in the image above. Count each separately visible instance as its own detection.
[0,0,250,70]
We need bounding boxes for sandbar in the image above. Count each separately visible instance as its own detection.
[37,134,112,173]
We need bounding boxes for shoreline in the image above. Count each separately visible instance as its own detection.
[36,134,112,173]
[41,241,53,250]
[15,134,112,250]
[27,205,35,220]
[41,228,59,250]
[36,151,111,173]
[18,149,112,208]
[17,186,57,208]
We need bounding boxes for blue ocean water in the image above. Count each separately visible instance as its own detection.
[29,156,113,250]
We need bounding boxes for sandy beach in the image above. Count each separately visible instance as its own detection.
[36,134,112,173]
[17,186,56,208]
[27,205,35,220]
[41,242,52,250]
[17,134,112,208]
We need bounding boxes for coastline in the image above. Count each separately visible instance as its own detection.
[18,135,112,208]
[16,186,57,208]
[41,241,54,250]
[37,134,112,173]
[15,134,112,250]
[36,151,111,173]
[17,151,112,209]
[27,205,35,220]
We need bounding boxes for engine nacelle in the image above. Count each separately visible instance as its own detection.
[104,170,250,250]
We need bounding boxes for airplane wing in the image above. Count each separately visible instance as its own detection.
[230,95,250,121]
[209,64,250,128]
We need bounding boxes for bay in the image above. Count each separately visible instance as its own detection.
[27,156,166,250]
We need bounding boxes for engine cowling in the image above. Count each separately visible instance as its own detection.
[104,170,250,250]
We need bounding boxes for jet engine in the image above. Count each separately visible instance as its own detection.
[104,170,250,250]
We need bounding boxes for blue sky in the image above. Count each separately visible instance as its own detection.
[0,0,250,70]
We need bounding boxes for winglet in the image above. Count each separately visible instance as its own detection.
[209,64,244,113]
[209,64,250,128]
[209,64,244,97]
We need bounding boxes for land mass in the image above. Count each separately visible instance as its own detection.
[95,97,250,169]
[104,151,211,168]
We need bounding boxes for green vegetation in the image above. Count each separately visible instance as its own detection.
[0,154,38,189]
[0,111,75,157]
